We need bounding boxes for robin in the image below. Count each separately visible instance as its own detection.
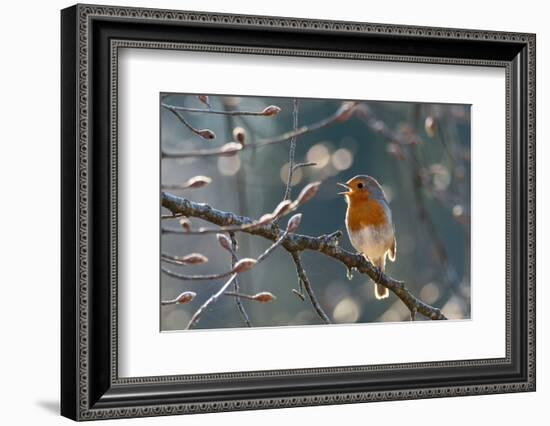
[338,175,396,299]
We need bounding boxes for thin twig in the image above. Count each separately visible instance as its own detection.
[162,102,357,159]
[281,100,309,299]
[161,213,186,220]
[161,257,190,266]
[160,252,208,266]
[186,274,238,330]
[283,99,299,201]
[255,226,291,264]
[292,288,305,301]
[161,266,234,281]
[223,291,257,301]
[293,162,317,171]
[166,108,215,140]
[291,251,331,324]
[161,185,189,190]
[197,95,212,109]
[162,103,278,117]
[223,291,275,302]
[225,100,251,261]
[229,232,252,327]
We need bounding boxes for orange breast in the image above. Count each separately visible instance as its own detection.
[346,196,387,231]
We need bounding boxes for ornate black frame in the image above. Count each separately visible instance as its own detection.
[61,4,536,421]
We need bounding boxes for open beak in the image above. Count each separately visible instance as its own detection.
[337,182,351,195]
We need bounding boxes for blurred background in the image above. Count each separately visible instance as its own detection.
[160,94,471,331]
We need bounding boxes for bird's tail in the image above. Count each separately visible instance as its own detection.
[373,257,389,300]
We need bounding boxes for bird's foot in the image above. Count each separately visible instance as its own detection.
[376,267,383,283]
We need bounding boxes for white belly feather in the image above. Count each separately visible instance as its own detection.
[348,223,394,261]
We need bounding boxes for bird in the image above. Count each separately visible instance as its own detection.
[338,175,396,299]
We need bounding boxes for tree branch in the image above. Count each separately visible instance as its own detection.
[161,102,357,159]
[161,183,319,235]
[162,103,281,117]
[162,191,447,321]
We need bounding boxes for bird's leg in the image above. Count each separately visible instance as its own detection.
[348,251,364,281]
[361,253,383,283]
[376,266,383,284]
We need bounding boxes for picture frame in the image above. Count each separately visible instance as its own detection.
[61,3,536,420]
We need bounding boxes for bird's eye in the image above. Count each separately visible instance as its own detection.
[357,182,364,189]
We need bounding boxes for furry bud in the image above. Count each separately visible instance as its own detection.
[261,105,282,116]
[197,128,216,140]
[178,217,191,232]
[272,200,292,217]
[232,127,247,145]
[216,233,233,251]
[258,213,275,224]
[286,214,302,233]
[233,258,257,273]
[334,102,357,122]
[197,95,210,107]
[424,116,436,138]
[252,292,276,303]
[295,181,321,205]
[183,175,212,189]
[180,253,208,265]
[175,291,196,304]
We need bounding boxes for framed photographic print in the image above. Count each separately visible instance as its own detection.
[61,4,536,420]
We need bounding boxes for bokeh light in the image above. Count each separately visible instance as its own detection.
[333,297,361,323]
[217,155,241,176]
[306,143,331,169]
[331,148,353,171]
[420,282,440,305]
[381,184,394,203]
[442,296,466,319]
[279,162,304,186]
[430,164,451,191]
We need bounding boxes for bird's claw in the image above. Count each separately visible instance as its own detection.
[376,267,383,283]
